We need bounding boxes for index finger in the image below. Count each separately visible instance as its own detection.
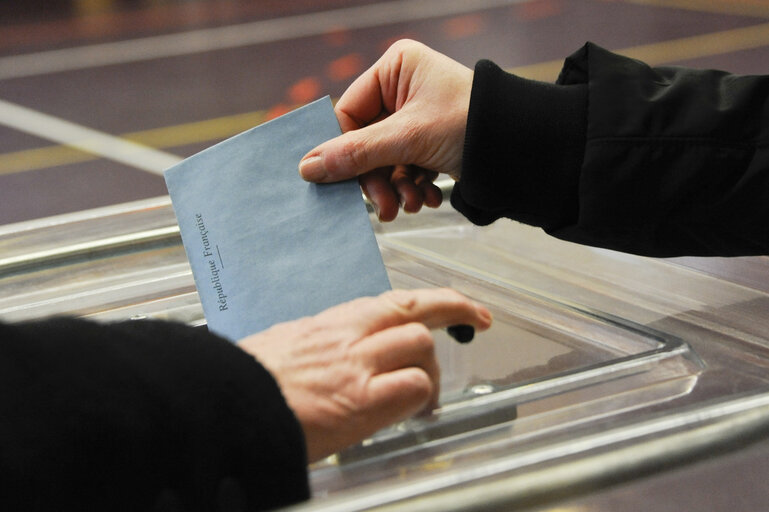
[316,288,492,337]
[334,67,386,133]
[334,41,409,133]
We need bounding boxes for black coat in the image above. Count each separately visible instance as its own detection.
[5,41,767,512]
[0,318,309,511]
[453,42,769,257]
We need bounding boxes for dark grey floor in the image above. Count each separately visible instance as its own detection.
[0,0,767,224]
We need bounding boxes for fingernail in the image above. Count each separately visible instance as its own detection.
[477,305,493,326]
[298,155,326,181]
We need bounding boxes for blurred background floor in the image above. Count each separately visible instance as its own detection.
[0,0,768,225]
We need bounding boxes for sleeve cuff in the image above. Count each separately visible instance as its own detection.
[451,59,588,231]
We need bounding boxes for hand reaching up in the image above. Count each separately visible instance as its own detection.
[299,40,473,222]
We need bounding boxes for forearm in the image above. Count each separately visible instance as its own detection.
[453,43,769,257]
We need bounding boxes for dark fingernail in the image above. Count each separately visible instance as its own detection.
[447,324,474,344]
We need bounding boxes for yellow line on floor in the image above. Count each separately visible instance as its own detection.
[122,110,268,148]
[618,21,769,68]
[510,21,769,82]
[2,21,769,176]
[618,0,769,19]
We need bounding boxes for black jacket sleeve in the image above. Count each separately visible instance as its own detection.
[0,318,309,512]
[451,42,769,257]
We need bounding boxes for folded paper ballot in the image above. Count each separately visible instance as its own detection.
[165,96,391,342]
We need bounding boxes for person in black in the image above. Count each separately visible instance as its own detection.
[7,37,768,512]
[1,288,492,511]
[300,40,769,257]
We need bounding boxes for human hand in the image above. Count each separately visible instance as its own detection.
[238,288,491,462]
[298,40,473,222]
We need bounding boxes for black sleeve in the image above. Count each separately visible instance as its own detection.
[452,42,769,257]
[0,318,309,512]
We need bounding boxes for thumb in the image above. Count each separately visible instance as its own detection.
[298,115,411,183]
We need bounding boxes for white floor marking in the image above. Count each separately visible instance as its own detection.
[0,0,527,80]
[0,99,182,175]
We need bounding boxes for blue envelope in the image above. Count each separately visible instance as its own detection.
[165,96,391,341]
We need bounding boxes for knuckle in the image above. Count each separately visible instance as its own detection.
[409,323,435,352]
[294,315,318,331]
[354,294,383,316]
[386,38,421,56]
[439,287,471,308]
[338,136,370,172]
[297,314,339,340]
[406,372,433,401]
[382,289,419,315]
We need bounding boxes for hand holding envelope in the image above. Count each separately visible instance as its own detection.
[299,39,472,222]
[165,95,492,462]
[166,96,392,342]
[239,288,492,462]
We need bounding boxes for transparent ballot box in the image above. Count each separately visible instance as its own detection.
[2,195,769,511]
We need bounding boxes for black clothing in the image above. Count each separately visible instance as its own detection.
[7,41,768,511]
[0,318,309,511]
[453,42,769,257]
